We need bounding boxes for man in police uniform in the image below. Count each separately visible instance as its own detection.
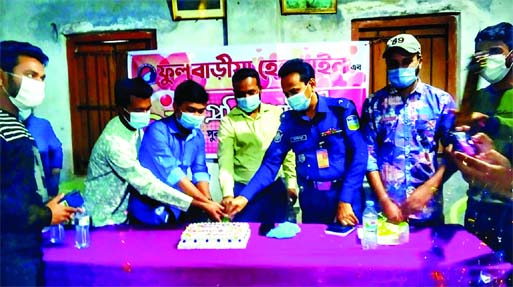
[225,58,368,225]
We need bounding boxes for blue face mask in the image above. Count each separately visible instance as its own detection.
[236,94,261,113]
[286,88,311,111]
[177,112,204,130]
[387,66,418,89]
[123,109,151,130]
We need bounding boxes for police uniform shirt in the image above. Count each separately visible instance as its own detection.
[240,95,368,203]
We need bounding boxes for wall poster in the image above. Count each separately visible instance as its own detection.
[128,42,369,158]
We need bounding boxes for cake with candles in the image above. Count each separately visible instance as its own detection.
[177,222,251,249]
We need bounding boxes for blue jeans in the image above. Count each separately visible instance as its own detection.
[233,178,288,223]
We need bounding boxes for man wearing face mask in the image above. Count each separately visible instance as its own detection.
[454,22,513,263]
[227,59,367,225]
[218,68,297,223]
[84,78,220,227]
[0,41,78,285]
[128,79,225,225]
[361,34,456,227]
[462,22,512,160]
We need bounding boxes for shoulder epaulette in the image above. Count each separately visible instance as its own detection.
[281,110,295,121]
[327,97,355,110]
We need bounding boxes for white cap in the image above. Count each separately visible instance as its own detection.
[383,33,421,58]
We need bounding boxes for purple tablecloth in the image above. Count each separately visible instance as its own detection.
[44,224,511,286]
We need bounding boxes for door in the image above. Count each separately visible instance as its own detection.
[66,30,157,175]
[351,13,459,98]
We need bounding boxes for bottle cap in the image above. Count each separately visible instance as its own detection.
[365,200,375,207]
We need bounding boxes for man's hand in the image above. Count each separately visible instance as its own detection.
[467,51,488,73]
[200,200,226,222]
[221,196,234,209]
[380,197,404,224]
[221,196,234,218]
[287,187,298,205]
[471,132,494,154]
[452,149,512,196]
[46,194,77,225]
[401,185,434,218]
[226,196,248,218]
[453,111,489,127]
[336,202,359,226]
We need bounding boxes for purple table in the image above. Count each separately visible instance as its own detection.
[44,224,511,286]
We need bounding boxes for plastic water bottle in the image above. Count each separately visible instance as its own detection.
[362,200,378,250]
[74,208,90,249]
[49,224,65,244]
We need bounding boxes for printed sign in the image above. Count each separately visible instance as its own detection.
[128,42,369,157]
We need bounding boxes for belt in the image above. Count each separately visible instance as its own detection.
[303,179,339,191]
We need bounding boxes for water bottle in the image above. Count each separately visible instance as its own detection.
[362,200,378,250]
[49,224,65,244]
[74,208,90,249]
[42,224,65,245]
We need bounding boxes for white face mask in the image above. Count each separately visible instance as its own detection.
[480,51,513,84]
[124,109,151,130]
[6,74,46,110]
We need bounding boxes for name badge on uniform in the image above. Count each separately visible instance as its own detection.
[316,149,330,169]
[346,115,359,131]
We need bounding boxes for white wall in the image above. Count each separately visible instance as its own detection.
[1,0,512,181]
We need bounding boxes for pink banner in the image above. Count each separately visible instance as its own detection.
[128,43,369,157]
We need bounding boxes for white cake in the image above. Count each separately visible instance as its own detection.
[177,222,251,249]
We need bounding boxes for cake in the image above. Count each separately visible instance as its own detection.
[177,222,251,249]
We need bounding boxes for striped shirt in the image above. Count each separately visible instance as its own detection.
[1,109,51,251]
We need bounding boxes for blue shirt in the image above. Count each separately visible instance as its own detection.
[362,81,455,219]
[240,95,368,203]
[24,115,63,196]
[139,116,210,218]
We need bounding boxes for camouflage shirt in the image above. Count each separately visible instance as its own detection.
[363,81,456,220]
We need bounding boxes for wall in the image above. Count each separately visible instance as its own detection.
[1,0,512,194]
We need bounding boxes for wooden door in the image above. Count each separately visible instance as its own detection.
[66,30,157,175]
[351,13,459,98]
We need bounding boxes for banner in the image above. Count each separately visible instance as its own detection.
[128,42,369,158]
